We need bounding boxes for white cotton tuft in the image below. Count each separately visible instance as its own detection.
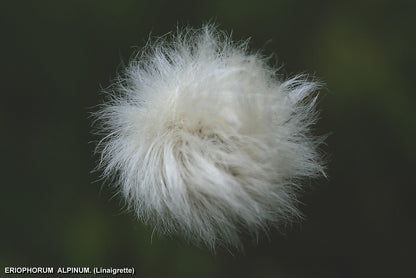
[94,25,326,250]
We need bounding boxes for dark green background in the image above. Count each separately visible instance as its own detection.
[1,0,415,277]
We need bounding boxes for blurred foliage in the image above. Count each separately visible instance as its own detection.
[1,0,415,277]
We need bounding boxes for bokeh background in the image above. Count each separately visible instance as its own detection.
[1,0,415,277]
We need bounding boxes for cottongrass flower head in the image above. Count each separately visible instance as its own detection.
[94,25,326,250]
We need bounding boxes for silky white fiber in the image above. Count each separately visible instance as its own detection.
[94,25,326,250]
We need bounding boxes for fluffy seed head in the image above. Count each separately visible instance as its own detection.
[94,25,325,250]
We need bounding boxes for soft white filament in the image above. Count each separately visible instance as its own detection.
[94,25,325,250]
